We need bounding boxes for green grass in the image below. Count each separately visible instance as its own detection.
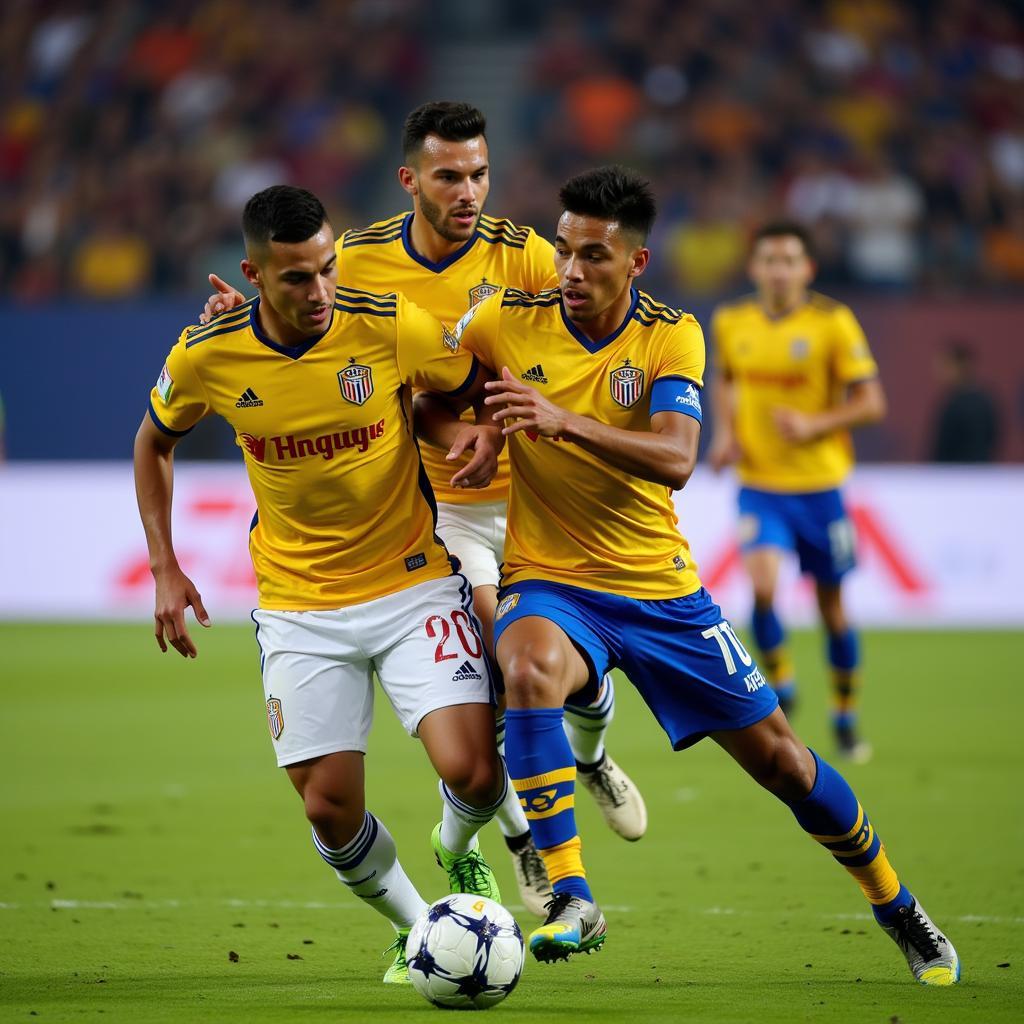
[2,624,1022,1023]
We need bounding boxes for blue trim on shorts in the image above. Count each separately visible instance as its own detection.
[738,487,856,583]
[493,580,778,750]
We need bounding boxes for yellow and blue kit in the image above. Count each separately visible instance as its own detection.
[337,212,557,505]
[147,289,480,611]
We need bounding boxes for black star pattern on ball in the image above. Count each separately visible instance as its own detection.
[453,963,495,1001]
[408,940,454,982]
[425,898,458,923]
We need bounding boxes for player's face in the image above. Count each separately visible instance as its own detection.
[749,235,814,307]
[242,223,338,341]
[403,135,489,243]
[554,212,649,323]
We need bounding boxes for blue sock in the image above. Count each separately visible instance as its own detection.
[752,606,784,652]
[504,707,592,901]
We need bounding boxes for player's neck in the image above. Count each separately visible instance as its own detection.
[409,212,468,265]
[759,290,808,319]
[572,287,636,344]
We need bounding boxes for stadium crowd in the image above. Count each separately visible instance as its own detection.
[1,0,1022,301]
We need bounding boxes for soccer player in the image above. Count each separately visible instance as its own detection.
[709,223,887,761]
[200,101,648,915]
[446,167,958,986]
[134,185,509,984]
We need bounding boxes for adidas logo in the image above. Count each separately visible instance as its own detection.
[451,660,482,682]
[521,364,548,384]
[236,387,264,408]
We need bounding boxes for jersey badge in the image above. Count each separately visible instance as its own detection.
[156,364,174,404]
[338,358,374,405]
[790,338,809,359]
[609,359,645,408]
[495,592,520,620]
[266,696,284,740]
[469,277,500,307]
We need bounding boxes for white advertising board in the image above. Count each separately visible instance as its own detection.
[1,463,1022,626]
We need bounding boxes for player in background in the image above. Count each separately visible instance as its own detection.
[709,223,887,762]
[135,186,508,984]
[200,102,648,915]
[440,167,957,986]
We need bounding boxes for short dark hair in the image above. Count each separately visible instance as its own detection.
[402,101,487,160]
[558,166,657,242]
[242,185,328,250]
[752,220,815,260]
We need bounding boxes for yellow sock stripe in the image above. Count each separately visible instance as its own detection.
[523,795,575,820]
[831,670,858,712]
[763,646,794,686]
[511,766,576,791]
[538,836,585,885]
[846,846,901,905]
[825,824,875,858]
[809,804,865,845]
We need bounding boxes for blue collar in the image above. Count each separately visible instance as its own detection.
[400,212,480,273]
[249,298,333,359]
[559,288,640,353]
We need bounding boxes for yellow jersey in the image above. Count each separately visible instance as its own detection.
[148,289,479,610]
[712,292,878,492]
[337,212,558,505]
[460,287,706,600]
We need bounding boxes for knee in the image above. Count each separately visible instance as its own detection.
[441,751,503,806]
[501,645,565,707]
[302,787,364,845]
[749,736,815,802]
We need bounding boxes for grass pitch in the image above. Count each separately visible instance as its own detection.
[2,624,1022,1023]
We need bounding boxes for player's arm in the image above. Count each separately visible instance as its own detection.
[774,377,886,443]
[485,367,699,490]
[414,362,504,489]
[134,403,211,658]
[708,367,741,471]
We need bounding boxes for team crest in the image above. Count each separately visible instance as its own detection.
[609,361,645,408]
[495,592,520,620]
[790,338,809,359]
[469,277,500,306]
[338,360,374,405]
[266,696,284,740]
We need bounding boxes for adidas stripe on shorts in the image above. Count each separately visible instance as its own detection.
[252,574,494,766]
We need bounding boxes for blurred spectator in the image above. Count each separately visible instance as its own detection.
[929,341,1002,463]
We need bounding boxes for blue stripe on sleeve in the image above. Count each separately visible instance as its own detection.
[649,376,703,422]
[147,398,195,437]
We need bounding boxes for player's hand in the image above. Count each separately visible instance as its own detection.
[708,435,741,472]
[773,407,820,444]
[447,424,504,488]
[198,274,246,325]
[152,564,211,658]
[484,367,570,438]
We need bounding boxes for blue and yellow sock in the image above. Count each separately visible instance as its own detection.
[788,750,912,922]
[505,707,592,901]
[753,606,795,700]
[827,629,860,727]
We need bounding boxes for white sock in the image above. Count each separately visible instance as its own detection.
[438,762,508,854]
[311,811,426,928]
[564,674,615,767]
[493,763,530,839]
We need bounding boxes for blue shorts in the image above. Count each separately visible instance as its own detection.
[738,487,856,584]
[492,581,778,750]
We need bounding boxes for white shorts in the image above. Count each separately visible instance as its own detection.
[434,500,507,590]
[252,574,494,767]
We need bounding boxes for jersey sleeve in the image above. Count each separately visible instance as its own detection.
[831,305,878,383]
[649,316,706,421]
[146,329,211,436]
[450,290,502,371]
[522,231,560,291]
[395,294,480,397]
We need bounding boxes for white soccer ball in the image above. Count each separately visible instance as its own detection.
[406,894,525,1010]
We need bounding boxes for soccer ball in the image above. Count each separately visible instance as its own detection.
[406,894,525,1010]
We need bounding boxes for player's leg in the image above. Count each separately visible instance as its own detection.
[434,500,551,914]
[739,488,797,713]
[793,489,867,759]
[564,673,648,840]
[496,584,615,961]
[373,574,505,902]
[252,608,425,982]
[711,711,959,985]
